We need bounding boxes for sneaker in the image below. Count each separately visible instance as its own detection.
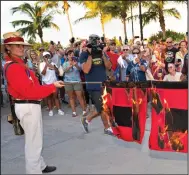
[58,109,64,115]
[91,104,95,111]
[83,111,87,117]
[62,99,69,104]
[72,112,77,117]
[49,110,53,116]
[104,129,114,136]
[81,117,89,133]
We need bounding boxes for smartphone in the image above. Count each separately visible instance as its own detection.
[158,69,163,73]
[177,59,181,62]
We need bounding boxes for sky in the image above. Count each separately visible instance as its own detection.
[1,1,188,46]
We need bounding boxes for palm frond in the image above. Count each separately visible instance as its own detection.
[50,22,60,31]
[11,3,35,20]
[74,11,98,24]
[10,20,32,28]
[163,8,181,19]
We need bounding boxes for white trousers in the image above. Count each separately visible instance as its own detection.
[15,103,46,174]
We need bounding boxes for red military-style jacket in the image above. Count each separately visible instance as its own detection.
[4,55,56,100]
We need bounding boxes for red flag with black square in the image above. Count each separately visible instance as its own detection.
[104,82,149,144]
[149,81,188,153]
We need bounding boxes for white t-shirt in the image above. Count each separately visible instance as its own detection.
[163,72,182,82]
[39,62,57,85]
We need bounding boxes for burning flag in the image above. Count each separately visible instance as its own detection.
[149,81,188,153]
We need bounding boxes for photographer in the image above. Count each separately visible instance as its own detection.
[79,34,113,136]
[126,48,147,82]
[39,52,64,116]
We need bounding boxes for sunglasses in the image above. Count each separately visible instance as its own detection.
[133,52,140,54]
[123,49,129,51]
[166,41,172,43]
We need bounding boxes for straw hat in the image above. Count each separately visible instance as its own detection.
[1,31,31,53]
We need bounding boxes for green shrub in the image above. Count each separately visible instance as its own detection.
[27,39,49,53]
[149,30,185,43]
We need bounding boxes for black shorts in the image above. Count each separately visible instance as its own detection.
[88,90,103,114]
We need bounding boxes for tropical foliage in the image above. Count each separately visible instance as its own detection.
[128,1,181,39]
[74,1,112,37]
[39,1,74,38]
[11,2,60,43]
[149,30,185,43]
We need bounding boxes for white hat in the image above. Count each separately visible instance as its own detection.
[43,51,51,57]
[1,31,31,53]
[2,32,31,46]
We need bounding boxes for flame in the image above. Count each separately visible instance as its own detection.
[152,98,157,104]
[168,131,187,152]
[164,99,171,112]
[102,86,109,112]
[132,98,142,105]
[160,125,168,137]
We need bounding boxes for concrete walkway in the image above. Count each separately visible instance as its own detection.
[1,105,187,174]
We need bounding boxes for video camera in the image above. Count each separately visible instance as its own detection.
[87,34,105,58]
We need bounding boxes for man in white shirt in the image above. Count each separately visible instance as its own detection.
[163,63,182,81]
[117,45,134,81]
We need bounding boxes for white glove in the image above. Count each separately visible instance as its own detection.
[117,56,125,68]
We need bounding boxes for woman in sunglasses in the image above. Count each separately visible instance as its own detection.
[163,63,182,81]
[39,51,64,116]
[126,48,147,82]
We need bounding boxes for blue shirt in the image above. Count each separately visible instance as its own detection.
[63,61,81,82]
[79,51,107,91]
[126,59,147,82]
[60,57,66,66]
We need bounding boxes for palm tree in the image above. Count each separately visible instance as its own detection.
[39,1,74,38]
[129,1,181,39]
[103,1,137,43]
[74,1,112,38]
[11,2,60,43]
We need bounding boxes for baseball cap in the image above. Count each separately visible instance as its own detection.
[43,51,51,57]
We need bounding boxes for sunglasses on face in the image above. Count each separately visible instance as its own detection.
[166,41,172,43]
[123,49,129,51]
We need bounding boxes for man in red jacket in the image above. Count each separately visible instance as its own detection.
[2,32,64,174]
[105,41,119,72]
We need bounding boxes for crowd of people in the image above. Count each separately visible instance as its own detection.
[1,34,188,126]
[1,31,188,174]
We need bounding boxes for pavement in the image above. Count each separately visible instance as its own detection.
[1,103,188,174]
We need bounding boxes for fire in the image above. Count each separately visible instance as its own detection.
[160,125,168,137]
[164,99,171,112]
[102,86,108,111]
[152,98,157,104]
[168,131,187,152]
[132,98,142,105]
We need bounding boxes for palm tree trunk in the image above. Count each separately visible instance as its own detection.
[131,5,134,38]
[139,1,143,40]
[100,14,105,38]
[38,27,44,44]
[66,9,74,38]
[158,1,166,39]
[122,18,127,44]
[40,37,44,44]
